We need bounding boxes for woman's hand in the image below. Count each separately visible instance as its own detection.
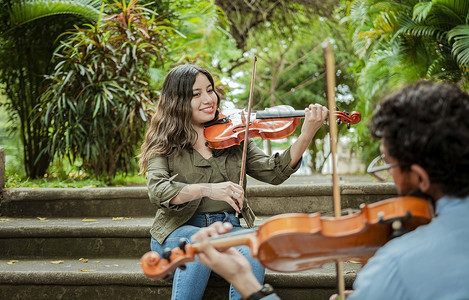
[204,182,244,213]
[301,104,329,141]
[289,104,329,167]
[171,181,244,213]
[191,222,263,299]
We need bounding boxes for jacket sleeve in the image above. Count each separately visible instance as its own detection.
[246,139,301,185]
[146,155,188,210]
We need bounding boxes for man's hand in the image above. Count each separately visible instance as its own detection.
[191,222,262,299]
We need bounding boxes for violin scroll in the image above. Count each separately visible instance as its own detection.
[141,241,197,280]
[335,111,361,129]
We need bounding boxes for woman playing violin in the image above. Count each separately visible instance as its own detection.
[192,80,469,300]
[138,64,328,300]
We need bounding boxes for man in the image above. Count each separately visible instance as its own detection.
[191,81,469,300]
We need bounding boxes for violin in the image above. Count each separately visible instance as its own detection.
[203,105,361,149]
[140,196,433,279]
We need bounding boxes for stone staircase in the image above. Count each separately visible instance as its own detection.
[0,177,398,300]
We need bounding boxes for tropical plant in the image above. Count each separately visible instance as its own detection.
[348,0,469,164]
[38,0,178,181]
[224,3,358,172]
[0,0,103,178]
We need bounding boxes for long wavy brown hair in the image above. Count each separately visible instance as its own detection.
[138,64,220,173]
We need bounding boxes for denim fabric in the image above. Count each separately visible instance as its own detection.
[150,212,265,300]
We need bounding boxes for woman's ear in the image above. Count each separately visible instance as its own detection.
[410,164,431,193]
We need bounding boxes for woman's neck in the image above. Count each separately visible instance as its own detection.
[192,124,213,159]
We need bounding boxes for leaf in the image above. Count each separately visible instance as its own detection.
[78,269,96,272]
[51,260,65,264]
[37,217,48,222]
[79,258,89,263]
[112,217,132,221]
[347,260,361,264]
[81,218,97,222]
[7,260,19,265]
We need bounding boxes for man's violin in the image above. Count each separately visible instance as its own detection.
[140,196,433,279]
[203,105,361,149]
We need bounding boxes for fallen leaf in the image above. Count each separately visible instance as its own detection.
[51,260,64,264]
[7,260,19,265]
[81,218,97,222]
[0,218,10,222]
[31,187,40,189]
[347,260,361,264]
[112,217,132,221]
[79,258,88,263]
[78,269,96,272]
[94,261,100,263]
[37,217,48,222]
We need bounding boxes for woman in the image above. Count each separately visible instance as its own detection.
[138,64,328,300]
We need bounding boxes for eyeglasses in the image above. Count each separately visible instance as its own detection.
[367,154,399,182]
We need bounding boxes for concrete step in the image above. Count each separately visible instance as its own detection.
[0,182,396,299]
[0,217,151,258]
[0,257,361,300]
[0,213,344,258]
[0,183,397,217]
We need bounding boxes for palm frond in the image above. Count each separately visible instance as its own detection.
[448,25,469,68]
[9,0,102,27]
[397,24,446,40]
[413,1,433,23]
[432,0,469,21]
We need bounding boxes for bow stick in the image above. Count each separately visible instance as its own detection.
[239,56,258,187]
[323,40,346,300]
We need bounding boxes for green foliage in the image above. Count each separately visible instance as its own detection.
[164,0,239,72]
[227,5,359,172]
[4,168,146,188]
[9,0,102,26]
[348,0,469,164]
[0,0,103,178]
[38,0,178,181]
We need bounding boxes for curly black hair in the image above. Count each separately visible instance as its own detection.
[370,81,469,198]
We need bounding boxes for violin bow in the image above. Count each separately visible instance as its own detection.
[323,40,346,300]
[239,56,258,187]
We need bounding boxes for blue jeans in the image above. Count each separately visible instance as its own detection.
[150,212,265,300]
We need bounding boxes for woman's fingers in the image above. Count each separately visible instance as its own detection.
[208,182,245,213]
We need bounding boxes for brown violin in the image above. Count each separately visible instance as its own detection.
[203,105,361,149]
[140,196,433,279]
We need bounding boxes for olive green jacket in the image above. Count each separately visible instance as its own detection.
[147,139,301,243]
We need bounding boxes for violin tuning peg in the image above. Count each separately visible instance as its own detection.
[162,248,172,262]
[178,238,188,251]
